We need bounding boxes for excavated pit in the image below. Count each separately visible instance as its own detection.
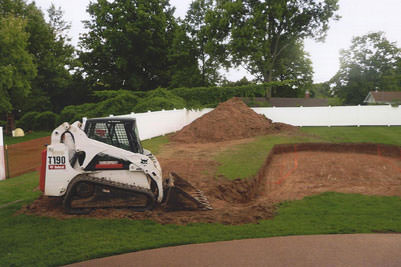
[265,143,401,202]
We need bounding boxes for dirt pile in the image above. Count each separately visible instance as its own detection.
[171,97,295,143]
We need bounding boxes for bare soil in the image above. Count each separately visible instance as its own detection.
[23,139,276,225]
[266,150,401,202]
[170,97,296,143]
[22,142,401,225]
[7,136,50,177]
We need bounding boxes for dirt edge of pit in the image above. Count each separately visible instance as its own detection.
[215,142,401,204]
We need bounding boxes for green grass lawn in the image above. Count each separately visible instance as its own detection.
[4,131,50,145]
[1,126,401,266]
[216,126,401,179]
[301,126,401,145]
[1,173,401,266]
[142,135,169,155]
[215,135,315,179]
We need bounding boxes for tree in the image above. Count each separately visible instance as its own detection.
[167,22,204,88]
[270,40,313,97]
[0,15,36,114]
[209,0,339,96]
[311,82,331,98]
[221,76,253,87]
[183,0,223,86]
[80,0,176,91]
[43,4,79,111]
[331,32,401,104]
[0,0,77,113]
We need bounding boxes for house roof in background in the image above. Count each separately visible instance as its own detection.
[369,91,401,103]
[269,97,329,107]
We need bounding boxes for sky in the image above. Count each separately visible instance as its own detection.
[29,0,401,83]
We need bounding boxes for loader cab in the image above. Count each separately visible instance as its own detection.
[84,118,144,154]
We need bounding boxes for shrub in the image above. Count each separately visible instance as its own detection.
[134,88,186,112]
[93,90,147,101]
[59,103,97,123]
[60,90,141,122]
[328,97,344,106]
[171,84,268,108]
[241,97,272,107]
[134,96,186,113]
[17,112,40,131]
[34,111,59,131]
[94,91,139,116]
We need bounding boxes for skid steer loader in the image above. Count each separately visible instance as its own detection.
[39,117,212,214]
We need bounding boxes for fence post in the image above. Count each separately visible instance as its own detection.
[0,127,5,180]
[81,117,87,130]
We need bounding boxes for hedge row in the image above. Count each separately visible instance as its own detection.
[58,84,272,124]
[171,84,268,108]
[17,111,59,131]
[19,84,274,129]
[59,88,184,124]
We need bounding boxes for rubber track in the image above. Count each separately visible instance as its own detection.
[63,175,155,214]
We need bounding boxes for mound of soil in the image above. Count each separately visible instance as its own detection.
[171,97,295,143]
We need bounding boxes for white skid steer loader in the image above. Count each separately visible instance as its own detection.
[39,117,212,214]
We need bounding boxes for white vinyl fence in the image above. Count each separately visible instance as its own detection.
[0,127,5,180]
[98,105,401,141]
[253,105,401,127]
[115,108,213,140]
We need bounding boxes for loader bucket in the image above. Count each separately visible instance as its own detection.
[163,172,213,211]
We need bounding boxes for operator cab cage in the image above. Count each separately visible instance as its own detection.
[84,117,144,154]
